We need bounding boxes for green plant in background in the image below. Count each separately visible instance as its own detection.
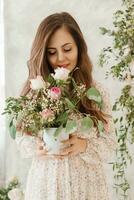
[0,177,24,200]
[99,0,134,199]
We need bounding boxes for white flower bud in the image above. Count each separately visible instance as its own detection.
[30,76,45,90]
[8,188,24,200]
[51,67,70,81]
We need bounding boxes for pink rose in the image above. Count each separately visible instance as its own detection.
[49,87,61,99]
[40,109,55,120]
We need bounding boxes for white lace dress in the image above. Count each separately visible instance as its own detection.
[16,82,117,200]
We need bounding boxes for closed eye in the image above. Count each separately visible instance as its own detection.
[64,48,72,52]
[47,51,56,55]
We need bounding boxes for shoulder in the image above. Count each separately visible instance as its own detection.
[91,79,107,91]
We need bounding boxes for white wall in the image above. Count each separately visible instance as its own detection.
[0,0,6,186]
[3,0,134,198]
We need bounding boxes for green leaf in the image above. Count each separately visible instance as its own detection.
[99,27,111,35]
[112,104,117,111]
[9,119,13,127]
[120,117,123,122]
[86,87,102,104]
[55,112,68,125]
[6,118,16,139]
[9,124,16,139]
[64,98,75,109]
[114,118,118,123]
[97,120,104,135]
[54,126,63,137]
[46,74,56,86]
[80,116,94,131]
[65,120,77,134]
[1,111,9,115]
[71,77,78,89]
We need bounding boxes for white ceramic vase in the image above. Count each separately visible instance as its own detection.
[43,128,70,155]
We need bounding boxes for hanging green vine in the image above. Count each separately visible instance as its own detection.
[99,0,134,199]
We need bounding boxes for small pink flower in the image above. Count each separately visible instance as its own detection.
[40,109,55,120]
[49,87,61,99]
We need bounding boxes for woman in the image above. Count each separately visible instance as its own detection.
[16,12,116,200]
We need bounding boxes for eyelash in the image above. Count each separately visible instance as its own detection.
[48,48,71,55]
[65,48,71,52]
[48,52,56,55]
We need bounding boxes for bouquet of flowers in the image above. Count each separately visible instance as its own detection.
[3,67,104,139]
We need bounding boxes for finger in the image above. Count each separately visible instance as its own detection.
[69,151,79,156]
[70,133,77,137]
[37,142,45,150]
[60,146,74,155]
[62,135,77,145]
[39,141,45,147]
[53,155,65,159]
[36,138,43,144]
[36,148,48,156]
[40,154,65,160]
[36,138,45,147]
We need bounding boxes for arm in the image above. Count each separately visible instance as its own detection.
[15,132,62,159]
[78,81,117,165]
[15,132,38,158]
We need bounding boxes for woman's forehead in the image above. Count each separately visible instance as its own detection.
[47,27,75,48]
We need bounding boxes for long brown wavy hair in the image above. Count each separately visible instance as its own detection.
[21,12,108,126]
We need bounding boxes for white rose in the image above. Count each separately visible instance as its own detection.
[8,188,24,200]
[30,76,45,90]
[52,67,70,81]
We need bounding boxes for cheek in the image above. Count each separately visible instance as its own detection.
[47,56,56,66]
[70,50,78,64]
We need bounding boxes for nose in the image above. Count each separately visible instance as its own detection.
[57,51,66,62]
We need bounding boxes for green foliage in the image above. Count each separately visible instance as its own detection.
[97,120,104,134]
[112,85,134,198]
[99,0,134,80]
[54,125,64,137]
[86,87,103,108]
[3,72,104,138]
[0,177,21,200]
[99,0,134,199]
[64,120,77,134]
[80,117,94,132]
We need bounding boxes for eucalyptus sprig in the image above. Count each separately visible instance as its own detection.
[99,0,134,80]
[99,0,134,199]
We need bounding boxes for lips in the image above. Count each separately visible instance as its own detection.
[58,64,69,68]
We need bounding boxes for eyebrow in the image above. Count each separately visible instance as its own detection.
[47,43,72,49]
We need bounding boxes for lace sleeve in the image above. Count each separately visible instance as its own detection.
[15,132,37,158]
[78,81,117,165]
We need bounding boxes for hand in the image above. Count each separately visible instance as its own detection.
[59,133,87,156]
[36,138,65,160]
